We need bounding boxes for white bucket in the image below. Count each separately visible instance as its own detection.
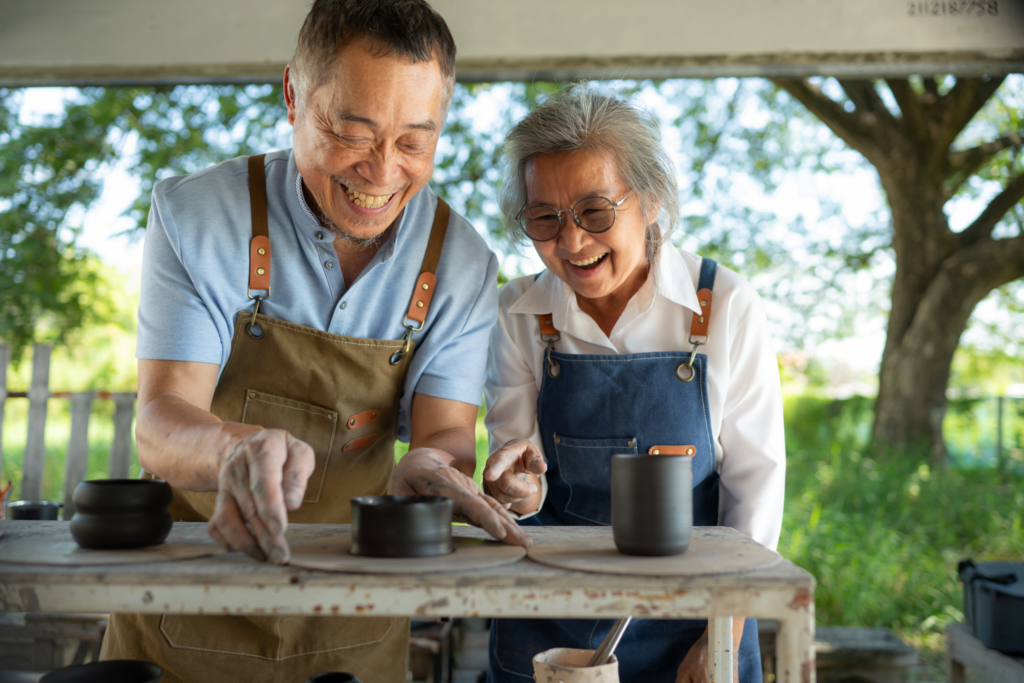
[532,647,620,683]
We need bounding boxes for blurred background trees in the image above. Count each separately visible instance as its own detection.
[1,76,1022,457]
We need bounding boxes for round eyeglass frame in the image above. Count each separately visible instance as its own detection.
[517,189,634,242]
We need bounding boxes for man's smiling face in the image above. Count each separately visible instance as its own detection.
[287,37,445,241]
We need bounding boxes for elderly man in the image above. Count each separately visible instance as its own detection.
[100,1,530,681]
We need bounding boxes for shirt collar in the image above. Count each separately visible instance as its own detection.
[508,246,705,331]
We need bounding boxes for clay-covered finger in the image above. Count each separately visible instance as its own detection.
[489,471,537,503]
[209,494,266,561]
[482,441,530,481]
[282,436,315,509]
[246,436,290,538]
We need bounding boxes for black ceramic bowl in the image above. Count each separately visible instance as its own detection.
[305,674,363,683]
[6,500,63,520]
[350,495,454,558]
[41,660,163,682]
[70,479,173,550]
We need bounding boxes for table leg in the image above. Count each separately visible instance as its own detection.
[776,615,815,683]
[709,616,733,683]
[945,634,965,683]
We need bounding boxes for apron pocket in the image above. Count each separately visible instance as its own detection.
[160,614,395,660]
[552,434,637,526]
[241,390,339,504]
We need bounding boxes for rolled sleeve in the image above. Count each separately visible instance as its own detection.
[135,193,223,364]
[484,290,548,519]
[717,302,786,550]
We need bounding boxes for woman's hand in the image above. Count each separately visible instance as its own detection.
[482,439,548,514]
[675,619,744,683]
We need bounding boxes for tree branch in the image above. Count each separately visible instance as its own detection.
[838,79,898,129]
[885,79,929,144]
[773,78,884,162]
[958,173,1024,247]
[935,76,1006,154]
[946,134,1024,197]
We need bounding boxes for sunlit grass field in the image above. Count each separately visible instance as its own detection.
[3,394,1022,678]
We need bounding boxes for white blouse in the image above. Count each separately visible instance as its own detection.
[484,245,786,550]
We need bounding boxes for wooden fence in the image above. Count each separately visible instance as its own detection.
[0,344,136,516]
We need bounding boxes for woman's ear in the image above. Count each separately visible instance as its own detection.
[641,196,662,227]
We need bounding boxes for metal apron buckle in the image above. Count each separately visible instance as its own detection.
[676,333,708,383]
[246,295,267,339]
[389,317,423,365]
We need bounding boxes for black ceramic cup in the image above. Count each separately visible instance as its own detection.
[305,674,363,683]
[350,495,454,558]
[70,479,173,550]
[611,453,692,556]
[40,659,163,682]
[6,500,63,520]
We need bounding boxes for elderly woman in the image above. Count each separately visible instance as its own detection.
[480,86,786,682]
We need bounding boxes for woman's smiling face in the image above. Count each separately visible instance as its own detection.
[526,148,651,308]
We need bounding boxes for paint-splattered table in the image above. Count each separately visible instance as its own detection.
[0,522,815,683]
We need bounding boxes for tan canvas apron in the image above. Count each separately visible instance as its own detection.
[103,155,451,683]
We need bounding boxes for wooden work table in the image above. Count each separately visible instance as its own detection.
[0,522,816,683]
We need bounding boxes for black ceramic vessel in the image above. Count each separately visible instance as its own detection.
[40,660,163,682]
[305,674,363,683]
[6,500,63,520]
[611,453,692,556]
[350,495,454,558]
[70,479,173,550]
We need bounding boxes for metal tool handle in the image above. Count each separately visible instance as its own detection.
[587,616,632,667]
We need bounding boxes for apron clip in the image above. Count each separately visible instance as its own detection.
[246,296,266,340]
[546,338,562,379]
[389,324,417,365]
[676,335,707,383]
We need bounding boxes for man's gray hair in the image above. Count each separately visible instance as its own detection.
[499,84,679,265]
[290,0,457,117]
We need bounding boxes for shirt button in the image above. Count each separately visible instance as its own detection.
[325,261,334,270]
[339,301,347,309]
[316,231,325,241]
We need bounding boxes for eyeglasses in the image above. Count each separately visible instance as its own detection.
[517,189,634,242]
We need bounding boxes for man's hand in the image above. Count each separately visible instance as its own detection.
[482,439,547,513]
[206,429,316,564]
[389,448,533,548]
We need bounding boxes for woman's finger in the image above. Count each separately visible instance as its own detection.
[489,470,538,503]
[482,442,529,482]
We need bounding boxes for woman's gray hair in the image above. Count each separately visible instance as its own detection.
[499,84,679,265]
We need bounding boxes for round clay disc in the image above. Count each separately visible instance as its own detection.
[527,533,781,576]
[0,528,226,565]
[288,534,526,573]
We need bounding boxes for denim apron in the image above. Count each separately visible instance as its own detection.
[487,258,762,683]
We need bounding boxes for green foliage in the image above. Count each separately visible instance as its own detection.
[0,85,290,358]
[781,395,1024,632]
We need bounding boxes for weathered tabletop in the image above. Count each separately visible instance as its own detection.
[0,522,816,683]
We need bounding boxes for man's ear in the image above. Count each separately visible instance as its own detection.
[284,66,298,126]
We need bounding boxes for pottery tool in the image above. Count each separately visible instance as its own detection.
[588,616,632,666]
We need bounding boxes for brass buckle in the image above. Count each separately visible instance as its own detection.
[676,336,707,383]
[246,296,266,339]
[544,332,561,379]
[389,325,417,365]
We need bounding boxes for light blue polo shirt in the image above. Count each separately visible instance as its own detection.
[137,149,499,441]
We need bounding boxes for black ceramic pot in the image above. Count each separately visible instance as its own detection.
[611,454,692,556]
[350,495,454,558]
[305,674,363,683]
[6,500,63,520]
[70,479,173,550]
[40,660,163,682]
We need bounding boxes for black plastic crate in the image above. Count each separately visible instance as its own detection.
[958,559,1024,655]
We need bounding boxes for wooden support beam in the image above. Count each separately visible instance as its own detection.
[21,344,52,501]
[63,392,94,516]
[109,393,135,479]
